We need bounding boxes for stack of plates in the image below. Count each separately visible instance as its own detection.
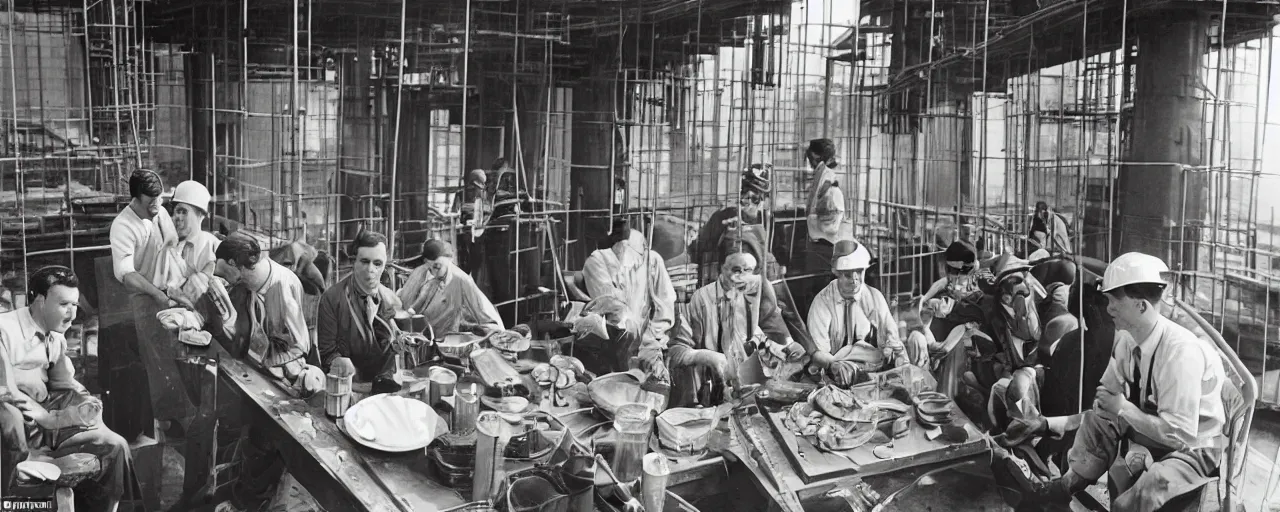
[912,391,955,429]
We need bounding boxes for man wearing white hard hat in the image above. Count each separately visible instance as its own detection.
[159,180,224,312]
[993,252,1228,511]
[806,239,906,387]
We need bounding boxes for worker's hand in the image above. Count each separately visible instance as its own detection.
[780,341,806,361]
[167,289,196,311]
[828,361,861,387]
[699,350,730,380]
[1094,386,1125,416]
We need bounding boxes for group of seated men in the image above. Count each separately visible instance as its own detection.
[0,167,1237,512]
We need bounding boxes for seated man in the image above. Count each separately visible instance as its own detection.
[317,230,404,389]
[581,220,675,377]
[212,234,320,389]
[0,266,130,512]
[807,240,907,387]
[983,257,1048,431]
[398,239,503,339]
[667,251,805,407]
[995,252,1228,511]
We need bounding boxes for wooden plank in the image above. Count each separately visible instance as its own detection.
[218,357,405,512]
[759,405,988,484]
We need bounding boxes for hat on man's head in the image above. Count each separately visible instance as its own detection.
[833,239,872,271]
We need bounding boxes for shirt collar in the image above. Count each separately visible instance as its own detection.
[1136,316,1168,354]
[18,307,57,345]
[837,286,864,305]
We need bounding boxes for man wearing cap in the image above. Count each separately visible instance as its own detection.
[1030,201,1071,254]
[806,240,906,387]
[993,252,1228,511]
[109,169,193,439]
[668,250,805,407]
[582,220,675,377]
[693,164,777,284]
[0,267,130,512]
[397,239,503,338]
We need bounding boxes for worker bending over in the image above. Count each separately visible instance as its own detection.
[994,252,1228,511]
[581,220,675,376]
[317,230,404,392]
[0,267,131,512]
[667,251,805,407]
[806,240,906,387]
[398,239,503,338]
[109,169,192,439]
[213,234,319,386]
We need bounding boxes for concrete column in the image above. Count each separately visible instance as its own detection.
[1115,12,1210,270]
[569,66,621,268]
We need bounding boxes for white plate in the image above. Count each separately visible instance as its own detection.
[341,394,447,453]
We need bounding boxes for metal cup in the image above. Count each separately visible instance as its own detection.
[428,367,458,406]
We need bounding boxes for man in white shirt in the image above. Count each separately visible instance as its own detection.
[806,240,906,387]
[398,239,503,338]
[798,138,851,315]
[108,170,193,438]
[0,267,130,511]
[994,252,1227,511]
[165,180,222,309]
[581,220,675,376]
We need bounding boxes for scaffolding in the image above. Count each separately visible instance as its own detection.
[4,0,1280,429]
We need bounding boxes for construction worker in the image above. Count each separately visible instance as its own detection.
[582,218,675,377]
[397,239,503,338]
[0,267,130,512]
[164,180,222,310]
[109,169,192,439]
[455,168,491,277]
[316,230,404,392]
[667,250,805,407]
[806,240,906,387]
[692,164,776,284]
[993,252,1228,511]
[1030,201,1071,254]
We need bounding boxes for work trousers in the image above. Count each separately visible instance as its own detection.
[4,390,133,503]
[1067,410,1221,512]
[129,293,194,425]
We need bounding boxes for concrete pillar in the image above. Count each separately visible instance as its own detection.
[1115,12,1210,270]
[569,66,621,268]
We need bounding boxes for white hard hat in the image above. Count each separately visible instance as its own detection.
[833,239,872,271]
[1100,252,1169,293]
[172,180,211,213]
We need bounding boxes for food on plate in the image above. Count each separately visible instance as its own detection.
[809,385,879,423]
[815,420,878,451]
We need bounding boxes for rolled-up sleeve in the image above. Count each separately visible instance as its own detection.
[280,280,313,355]
[807,292,835,353]
[647,255,676,345]
[109,220,139,283]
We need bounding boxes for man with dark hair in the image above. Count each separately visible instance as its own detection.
[995,252,1228,511]
[213,234,317,386]
[397,239,502,338]
[316,230,403,390]
[693,163,777,285]
[0,266,130,511]
[799,138,851,313]
[109,169,193,439]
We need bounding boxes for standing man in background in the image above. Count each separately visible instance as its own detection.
[799,138,849,316]
[109,169,192,441]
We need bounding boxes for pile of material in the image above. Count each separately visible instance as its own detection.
[780,385,911,452]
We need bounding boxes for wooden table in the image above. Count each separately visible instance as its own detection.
[213,356,730,512]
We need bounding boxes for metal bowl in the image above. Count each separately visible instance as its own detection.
[437,332,483,360]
